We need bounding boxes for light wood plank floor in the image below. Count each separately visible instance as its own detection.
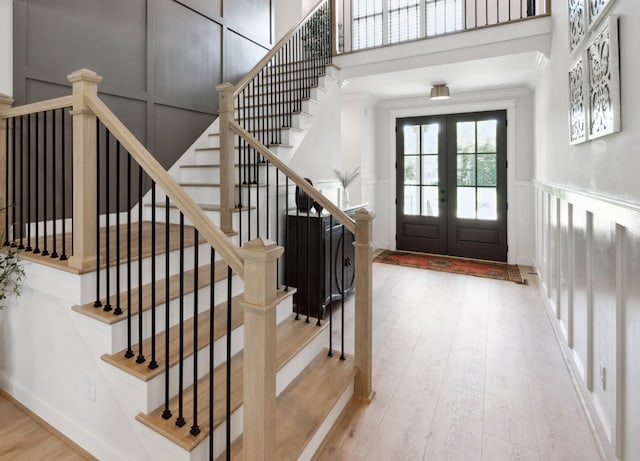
[0,392,95,460]
[317,262,603,461]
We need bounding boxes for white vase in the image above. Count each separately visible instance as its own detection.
[341,187,349,209]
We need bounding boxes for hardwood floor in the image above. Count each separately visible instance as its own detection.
[316,262,604,461]
[0,391,95,460]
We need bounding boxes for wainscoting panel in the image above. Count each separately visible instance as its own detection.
[534,180,640,461]
[572,203,589,383]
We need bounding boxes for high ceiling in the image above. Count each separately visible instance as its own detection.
[339,51,545,101]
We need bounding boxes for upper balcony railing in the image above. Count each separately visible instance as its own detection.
[334,0,551,53]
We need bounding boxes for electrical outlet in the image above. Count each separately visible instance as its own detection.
[600,362,606,391]
[85,372,96,401]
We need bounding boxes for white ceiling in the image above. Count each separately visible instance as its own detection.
[339,51,544,101]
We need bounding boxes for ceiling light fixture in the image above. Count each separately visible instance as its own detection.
[430,84,450,100]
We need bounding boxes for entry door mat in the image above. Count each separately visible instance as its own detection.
[373,250,524,284]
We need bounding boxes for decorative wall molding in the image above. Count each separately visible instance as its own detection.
[589,0,616,30]
[533,178,640,460]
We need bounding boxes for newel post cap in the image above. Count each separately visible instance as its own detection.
[67,68,103,84]
[354,208,374,222]
[240,238,284,261]
[0,93,14,106]
[216,82,235,93]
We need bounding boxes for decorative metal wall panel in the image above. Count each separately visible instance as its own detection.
[587,16,620,140]
[589,0,614,29]
[569,0,586,54]
[569,56,587,144]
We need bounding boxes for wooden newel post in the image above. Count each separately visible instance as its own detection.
[354,208,374,401]
[0,94,14,244]
[240,238,283,461]
[67,69,102,271]
[216,82,235,234]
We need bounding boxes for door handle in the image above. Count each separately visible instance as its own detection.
[440,198,445,203]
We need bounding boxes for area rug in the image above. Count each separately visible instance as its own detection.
[373,250,524,284]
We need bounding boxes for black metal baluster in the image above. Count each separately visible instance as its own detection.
[226,266,232,461]
[25,114,32,252]
[4,118,10,246]
[176,212,186,427]
[93,118,102,307]
[94,120,101,307]
[9,117,16,247]
[340,224,346,361]
[34,112,40,253]
[136,165,145,364]
[328,214,333,356]
[125,154,134,358]
[284,176,289,291]
[149,182,158,369]
[275,167,279,286]
[60,111,67,260]
[103,127,112,312]
[51,110,58,258]
[295,204,300,320]
[42,112,49,256]
[305,211,311,323]
[190,228,200,436]
[114,141,123,316]
[162,195,172,420]
[209,247,216,460]
[316,214,322,326]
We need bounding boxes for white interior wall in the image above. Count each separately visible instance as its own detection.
[0,0,13,96]
[371,88,535,265]
[275,0,316,40]
[533,1,640,460]
[288,80,342,186]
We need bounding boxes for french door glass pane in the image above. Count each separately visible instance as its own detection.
[403,125,420,154]
[404,186,420,215]
[477,120,497,153]
[422,186,439,217]
[457,187,476,218]
[422,123,439,154]
[457,154,476,186]
[404,156,419,184]
[422,155,438,185]
[477,154,497,186]
[456,121,475,153]
[477,187,497,220]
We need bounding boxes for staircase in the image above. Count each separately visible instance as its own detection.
[0,1,373,460]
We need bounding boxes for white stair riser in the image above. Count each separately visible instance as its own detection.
[238,86,324,107]
[151,206,258,233]
[230,112,311,131]
[181,184,266,206]
[107,277,246,354]
[94,243,230,296]
[179,164,269,184]
[121,295,293,413]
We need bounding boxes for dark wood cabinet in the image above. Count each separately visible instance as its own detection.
[285,207,361,319]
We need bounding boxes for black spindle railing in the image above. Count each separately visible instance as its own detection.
[2,105,72,260]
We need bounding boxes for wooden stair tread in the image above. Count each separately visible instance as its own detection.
[101,291,245,381]
[145,202,257,213]
[216,351,356,461]
[178,182,268,189]
[135,308,322,452]
[73,260,230,325]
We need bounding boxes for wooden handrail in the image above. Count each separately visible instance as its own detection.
[0,96,73,119]
[86,92,245,277]
[233,0,328,97]
[229,120,356,235]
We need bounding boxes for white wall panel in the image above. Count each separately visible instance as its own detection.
[533,181,640,460]
[572,204,588,383]
[590,214,616,442]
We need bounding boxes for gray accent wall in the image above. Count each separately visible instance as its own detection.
[13,0,272,170]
